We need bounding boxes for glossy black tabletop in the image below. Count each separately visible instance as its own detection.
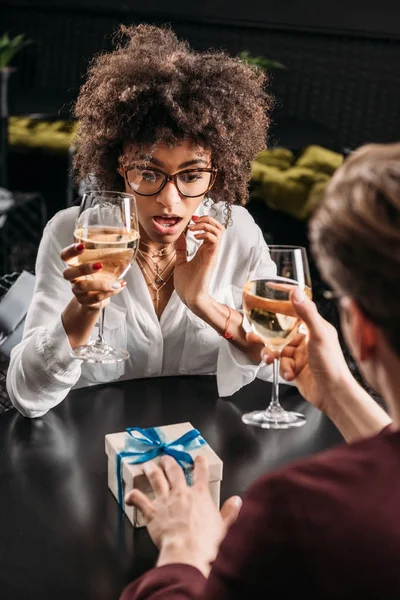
[0,376,343,600]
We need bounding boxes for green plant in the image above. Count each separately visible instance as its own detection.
[0,33,33,70]
[238,50,285,70]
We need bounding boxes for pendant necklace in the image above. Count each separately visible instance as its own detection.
[137,249,176,286]
[140,240,174,259]
[137,255,175,317]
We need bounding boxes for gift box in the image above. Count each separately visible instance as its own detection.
[105,422,223,527]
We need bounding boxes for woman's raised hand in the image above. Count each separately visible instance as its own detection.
[61,243,126,310]
[173,215,224,310]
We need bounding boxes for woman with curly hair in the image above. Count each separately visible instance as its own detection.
[7,24,277,417]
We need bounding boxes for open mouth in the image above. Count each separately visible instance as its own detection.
[152,215,183,235]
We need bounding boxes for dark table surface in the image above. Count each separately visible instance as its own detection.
[0,376,343,600]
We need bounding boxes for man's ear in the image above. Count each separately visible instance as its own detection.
[340,297,379,362]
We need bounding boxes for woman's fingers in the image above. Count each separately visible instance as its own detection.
[188,217,224,243]
[193,232,219,244]
[60,242,85,263]
[72,279,125,294]
[191,215,224,231]
[63,261,103,282]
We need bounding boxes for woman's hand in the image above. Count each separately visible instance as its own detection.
[125,455,242,578]
[173,215,224,309]
[61,243,126,310]
[249,287,353,415]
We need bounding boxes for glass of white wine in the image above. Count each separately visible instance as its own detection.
[68,190,139,363]
[242,245,312,429]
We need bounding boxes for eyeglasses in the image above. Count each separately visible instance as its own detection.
[124,166,218,198]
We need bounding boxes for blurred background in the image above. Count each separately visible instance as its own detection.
[1,0,399,276]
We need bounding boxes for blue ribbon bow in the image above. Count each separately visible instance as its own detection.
[116,426,206,507]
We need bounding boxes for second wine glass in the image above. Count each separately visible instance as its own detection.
[68,190,139,363]
[242,245,312,429]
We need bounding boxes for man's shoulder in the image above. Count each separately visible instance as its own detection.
[248,430,400,513]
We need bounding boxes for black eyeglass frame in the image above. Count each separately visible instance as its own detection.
[123,166,218,198]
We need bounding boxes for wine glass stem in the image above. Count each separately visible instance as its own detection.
[95,301,106,346]
[268,355,283,412]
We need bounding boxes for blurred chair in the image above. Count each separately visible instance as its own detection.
[0,191,47,275]
[0,271,36,415]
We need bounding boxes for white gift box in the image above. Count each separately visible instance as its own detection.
[105,422,223,527]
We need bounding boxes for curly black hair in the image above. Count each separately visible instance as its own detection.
[73,24,273,221]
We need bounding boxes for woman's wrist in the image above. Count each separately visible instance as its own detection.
[62,297,100,349]
[186,293,213,318]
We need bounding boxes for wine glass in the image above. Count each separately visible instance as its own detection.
[68,190,139,363]
[242,245,312,429]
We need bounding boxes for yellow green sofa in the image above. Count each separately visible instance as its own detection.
[250,145,344,221]
[8,117,343,221]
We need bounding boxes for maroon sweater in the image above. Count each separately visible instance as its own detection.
[120,427,400,599]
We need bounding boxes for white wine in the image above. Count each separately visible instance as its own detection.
[243,278,311,351]
[70,227,140,281]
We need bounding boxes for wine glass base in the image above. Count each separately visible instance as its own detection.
[70,342,129,364]
[241,409,306,429]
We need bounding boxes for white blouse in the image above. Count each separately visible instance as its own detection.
[7,200,277,417]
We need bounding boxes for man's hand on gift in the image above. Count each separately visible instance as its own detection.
[124,455,242,578]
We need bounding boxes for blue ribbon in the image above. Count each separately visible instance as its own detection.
[116,426,206,508]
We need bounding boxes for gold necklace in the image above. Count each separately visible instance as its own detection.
[137,249,176,286]
[137,256,174,317]
[140,240,174,258]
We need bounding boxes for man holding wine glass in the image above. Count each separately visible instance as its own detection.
[118,143,399,599]
[7,24,284,418]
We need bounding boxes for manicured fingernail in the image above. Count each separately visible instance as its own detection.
[232,496,242,508]
[192,215,200,221]
[283,372,290,380]
[76,243,84,251]
[111,282,121,290]
[293,288,305,303]
[120,280,127,287]
[92,262,103,271]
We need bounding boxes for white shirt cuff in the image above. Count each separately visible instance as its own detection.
[40,315,82,376]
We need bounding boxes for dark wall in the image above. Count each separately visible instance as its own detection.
[2,1,400,151]
[5,1,400,39]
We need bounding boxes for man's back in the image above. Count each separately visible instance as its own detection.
[122,427,400,599]
[208,426,400,598]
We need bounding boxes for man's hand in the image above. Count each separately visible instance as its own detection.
[124,455,242,577]
[249,287,353,415]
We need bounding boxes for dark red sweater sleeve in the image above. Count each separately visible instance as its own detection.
[119,564,207,600]
[118,471,296,600]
